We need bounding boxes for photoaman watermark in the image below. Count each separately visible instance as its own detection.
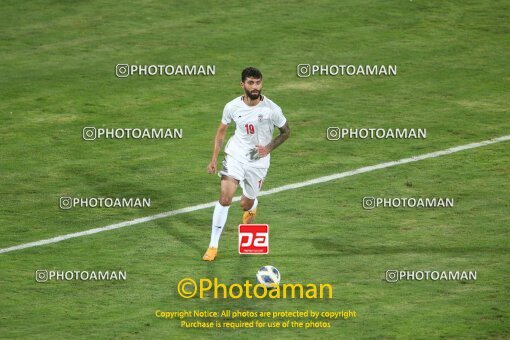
[177,278,333,299]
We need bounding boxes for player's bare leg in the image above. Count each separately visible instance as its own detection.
[241,195,258,224]
[203,176,239,261]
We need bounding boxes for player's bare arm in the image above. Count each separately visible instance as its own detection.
[208,123,228,174]
[256,122,291,158]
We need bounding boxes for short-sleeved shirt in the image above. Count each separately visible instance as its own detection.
[221,95,287,169]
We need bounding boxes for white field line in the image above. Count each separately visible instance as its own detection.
[1,134,509,254]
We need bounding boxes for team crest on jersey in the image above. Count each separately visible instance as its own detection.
[258,114,263,122]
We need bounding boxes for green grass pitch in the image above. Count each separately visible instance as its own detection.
[1,0,509,338]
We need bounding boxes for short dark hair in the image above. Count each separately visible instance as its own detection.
[241,67,262,82]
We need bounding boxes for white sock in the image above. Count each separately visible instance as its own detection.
[209,202,230,248]
[249,198,258,211]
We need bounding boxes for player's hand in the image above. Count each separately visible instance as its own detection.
[207,160,217,174]
[255,145,270,158]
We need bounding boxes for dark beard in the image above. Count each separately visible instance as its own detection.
[245,89,261,100]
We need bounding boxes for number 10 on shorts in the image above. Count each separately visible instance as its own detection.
[238,224,269,254]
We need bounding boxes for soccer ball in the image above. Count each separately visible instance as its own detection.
[256,265,281,288]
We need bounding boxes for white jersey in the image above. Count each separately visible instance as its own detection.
[221,95,287,169]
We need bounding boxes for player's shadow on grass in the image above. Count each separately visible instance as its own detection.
[155,214,206,254]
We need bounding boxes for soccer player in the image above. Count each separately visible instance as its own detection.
[203,67,291,261]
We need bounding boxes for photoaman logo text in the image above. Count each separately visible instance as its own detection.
[177,278,333,299]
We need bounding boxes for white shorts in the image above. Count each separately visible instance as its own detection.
[219,155,268,199]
